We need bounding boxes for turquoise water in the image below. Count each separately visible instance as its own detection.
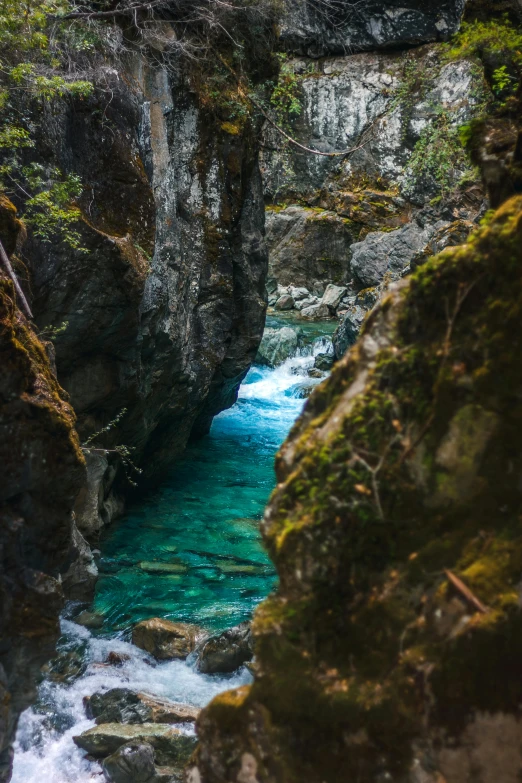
[12,318,334,783]
[93,317,333,633]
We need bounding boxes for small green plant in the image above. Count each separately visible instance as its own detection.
[491,65,516,96]
[445,17,522,65]
[82,408,143,487]
[269,54,303,129]
[391,58,430,142]
[405,110,475,198]
[40,319,68,340]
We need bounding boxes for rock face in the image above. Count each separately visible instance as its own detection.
[195,196,522,781]
[132,618,202,660]
[22,41,271,536]
[86,689,200,725]
[197,623,254,675]
[0,202,85,781]
[262,43,487,323]
[280,0,466,56]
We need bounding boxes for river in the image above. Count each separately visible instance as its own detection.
[11,316,335,782]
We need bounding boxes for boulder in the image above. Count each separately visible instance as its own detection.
[333,305,369,359]
[73,722,196,766]
[75,610,105,629]
[196,623,253,675]
[288,286,310,301]
[274,294,295,311]
[320,284,347,312]
[314,353,334,372]
[102,742,157,783]
[300,303,331,320]
[256,327,300,367]
[350,220,449,289]
[86,688,200,725]
[105,651,131,667]
[132,618,201,661]
[294,296,319,311]
[62,521,98,602]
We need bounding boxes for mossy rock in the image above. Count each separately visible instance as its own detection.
[195,196,522,782]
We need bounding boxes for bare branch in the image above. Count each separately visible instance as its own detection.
[0,240,33,319]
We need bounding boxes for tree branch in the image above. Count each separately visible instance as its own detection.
[0,240,33,319]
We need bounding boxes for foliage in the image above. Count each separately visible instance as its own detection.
[269,54,303,130]
[405,110,474,199]
[40,319,68,340]
[445,16,522,65]
[390,57,430,142]
[0,0,94,248]
[82,408,143,487]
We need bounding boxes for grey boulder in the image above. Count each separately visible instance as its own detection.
[102,742,157,783]
[196,622,253,674]
[274,294,295,311]
[73,723,196,766]
[132,618,202,661]
[256,327,300,367]
[85,688,200,725]
[320,284,347,312]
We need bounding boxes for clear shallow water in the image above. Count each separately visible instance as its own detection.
[12,319,333,783]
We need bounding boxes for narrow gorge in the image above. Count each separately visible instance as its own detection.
[1,0,522,782]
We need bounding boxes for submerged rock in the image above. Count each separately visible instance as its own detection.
[73,722,196,766]
[195,197,522,781]
[256,327,300,367]
[75,611,105,630]
[86,689,200,724]
[196,623,253,675]
[132,618,201,660]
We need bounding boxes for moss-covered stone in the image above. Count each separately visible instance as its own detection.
[196,196,522,782]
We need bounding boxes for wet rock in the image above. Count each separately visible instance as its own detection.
[300,303,331,320]
[288,286,310,302]
[73,722,196,766]
[256,327,300,367]
[105,652,131,667]
[102,742,157,783]
[196,623,253,675]
[43,648,87,684]
[86,688,200,724]
[75,611,105,630]
[320,284,347,312]
[132,618,201,660]
[314,353,334,372]
[274,294,295,311]
[307,368,324,379]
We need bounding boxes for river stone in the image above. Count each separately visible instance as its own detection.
[333,305,369,359]
[73,723,197,765]
[75,610,105,629]
[300,303,330,320]
[274,294,295,311]
[314,353,334,372]
[86,689,200,725]
[132,618,200,660]
[256,327,300,367]
[196,623,253,674]
[102,742,157,783]
[321,284,347,311]
[294,295,319,311]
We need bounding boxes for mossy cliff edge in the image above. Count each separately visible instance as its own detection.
[0,200,84,780]
[195,193,522,782]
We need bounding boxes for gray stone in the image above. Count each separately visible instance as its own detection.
[132,618,202,661]
[62,521,98,602]
[196,622,253,674]
[300,303,331,320]
[321,284,347,311]
[314,353,334,372]
[333,305,369,359]
[86,688,200,725]
[73,723,196,766]
[279,0,466,57]
[75,611,105,630]
[289,286,310,301]
[274,294,295,311]
[350,221,448,289]
[295,296,319,311]
[102,742,157,783]
[256,327,300,367]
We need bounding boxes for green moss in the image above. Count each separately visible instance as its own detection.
[198,196,522,781]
